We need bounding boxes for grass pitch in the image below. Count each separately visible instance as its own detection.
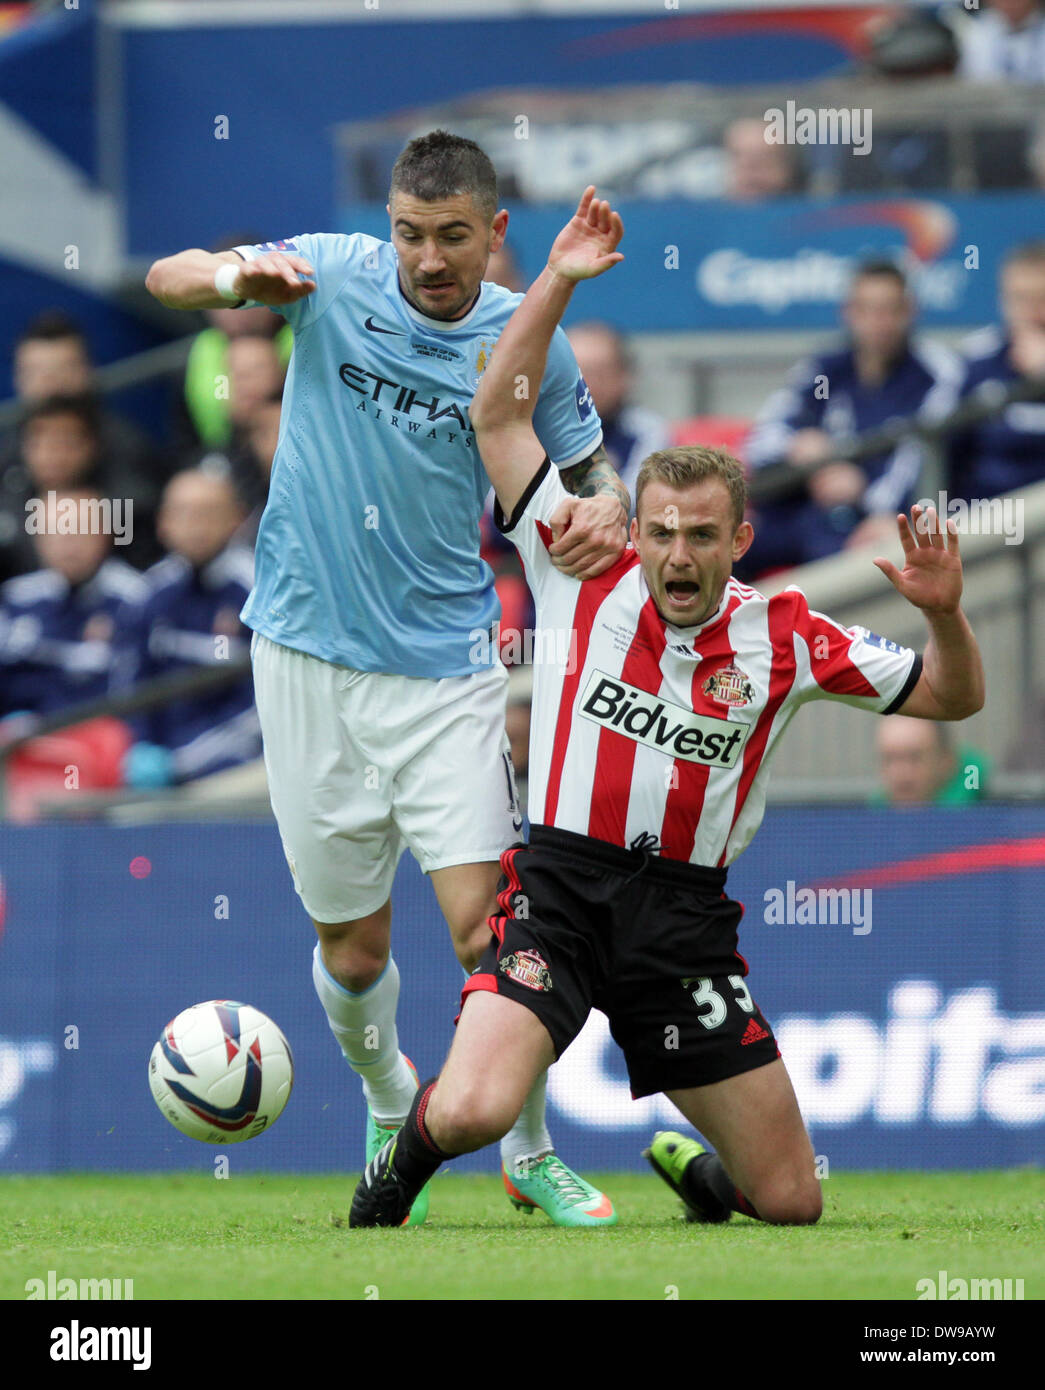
[1,1171,1041,1301]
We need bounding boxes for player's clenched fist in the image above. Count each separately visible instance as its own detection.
[232,252,316,305]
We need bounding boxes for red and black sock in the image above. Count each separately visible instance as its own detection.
[389,1078,451,1190]
[683,1152,761,1222]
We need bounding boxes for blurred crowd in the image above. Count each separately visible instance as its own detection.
[3,0,1044,811]
[0,298,280,808]
[493,236,1045,804]
[3,229,1040,811]
[3,228,1041,810]
[705,2,1045,202]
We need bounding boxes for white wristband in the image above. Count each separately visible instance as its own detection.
[214,262,244,304]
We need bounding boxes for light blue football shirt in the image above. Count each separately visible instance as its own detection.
[233,233,603,677]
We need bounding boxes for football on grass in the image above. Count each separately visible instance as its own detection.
[149,1000,294,1143]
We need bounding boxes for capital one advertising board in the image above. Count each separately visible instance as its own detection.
[0,807,1042,1172]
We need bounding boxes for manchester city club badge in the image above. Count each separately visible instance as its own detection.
[473,338,495,389]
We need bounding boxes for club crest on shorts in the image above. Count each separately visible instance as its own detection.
[702,662,754,708]
[499,948,552,992]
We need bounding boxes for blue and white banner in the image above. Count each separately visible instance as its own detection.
[1,806,1042,1174]
[337,193,1034,333]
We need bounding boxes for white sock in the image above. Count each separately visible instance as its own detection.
[311,944,417,1124]
[500,1069,553,1172]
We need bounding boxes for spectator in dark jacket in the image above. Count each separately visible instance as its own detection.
[2,312,165,532]
[127,470,260,787]
[743,260,960,574]
[0,487,146,717]
[0,394,162,578]
[922,240,1045,505]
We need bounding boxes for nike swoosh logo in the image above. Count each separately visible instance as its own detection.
[364,316,405,336]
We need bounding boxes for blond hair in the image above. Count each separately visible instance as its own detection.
[634,446,747,531]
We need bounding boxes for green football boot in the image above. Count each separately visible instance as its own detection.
[643,1130,731,1223]
[364,1056,429,1227]
[502,1154,617,1227]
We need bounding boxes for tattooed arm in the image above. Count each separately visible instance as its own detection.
[552,444,630,579]
[561,444,630,512]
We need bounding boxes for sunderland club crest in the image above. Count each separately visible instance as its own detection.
[499,949,553,992]
[702,662,754,708]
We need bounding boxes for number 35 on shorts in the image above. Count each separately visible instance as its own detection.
[681,975,755,1030]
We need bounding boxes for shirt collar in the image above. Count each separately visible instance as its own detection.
[396,272,484,333]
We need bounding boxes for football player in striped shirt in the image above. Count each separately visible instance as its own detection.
[353,186,983,1229]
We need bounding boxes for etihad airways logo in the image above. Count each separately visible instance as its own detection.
[578,671,748,767]
[339,362,471,428]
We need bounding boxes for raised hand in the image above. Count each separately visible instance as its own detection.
[547,187,624,283]
[873,505,963,615]
[233,251,316,306]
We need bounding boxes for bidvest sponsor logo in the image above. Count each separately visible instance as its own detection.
[578,671,747,766]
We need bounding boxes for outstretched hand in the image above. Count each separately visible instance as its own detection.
[547,187,624,283]
[232,251,316,306]
[873,505,963,615]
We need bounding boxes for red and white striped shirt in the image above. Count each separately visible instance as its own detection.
[499,461,922,868]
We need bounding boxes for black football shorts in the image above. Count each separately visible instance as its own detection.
[461,824,780,1098]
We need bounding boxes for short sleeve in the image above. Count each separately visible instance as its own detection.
[492,458,575,604]
[782,588,922,715]
[233,232,376,332]
[531,325,604,469]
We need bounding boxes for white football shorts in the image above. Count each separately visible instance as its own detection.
[251,632,521,923]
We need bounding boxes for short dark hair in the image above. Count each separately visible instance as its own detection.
[15,311,89,356]
[635,446,747,531]
[850,259,908,294]
[19,391,101,440]
[389,130,498,223]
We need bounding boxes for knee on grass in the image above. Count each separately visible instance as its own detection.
[748,1174,823,1226]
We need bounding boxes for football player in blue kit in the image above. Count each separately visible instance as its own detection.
[146,131,628,1225]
